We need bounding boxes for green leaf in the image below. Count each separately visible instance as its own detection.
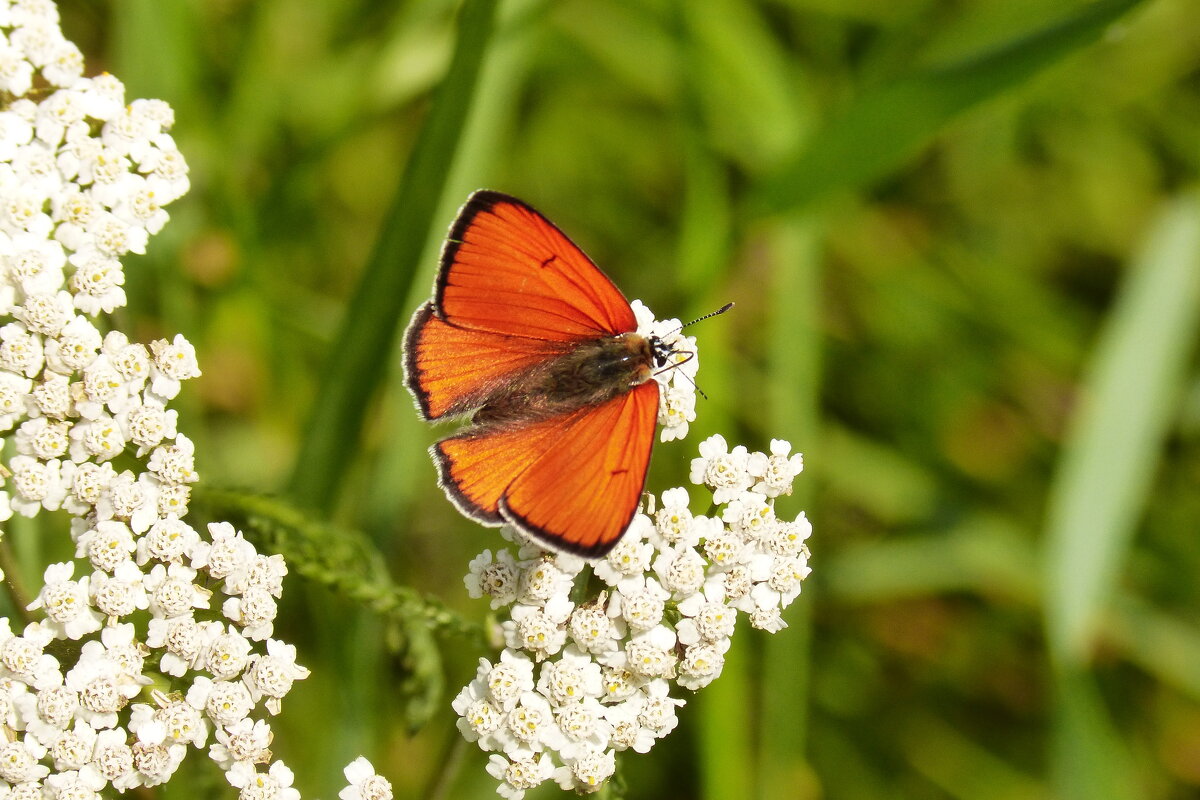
[751,0,1148,214]
[287,0,498,509]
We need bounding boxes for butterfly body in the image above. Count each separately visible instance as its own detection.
[481,332,656,422]
[404,191,665,557]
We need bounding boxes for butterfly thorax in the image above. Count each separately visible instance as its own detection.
[472,333,655,428]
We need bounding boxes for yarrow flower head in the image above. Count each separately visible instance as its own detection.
[0,6,399,798]
[453,295,814,798]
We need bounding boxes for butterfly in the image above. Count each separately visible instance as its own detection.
[402,190,676,558]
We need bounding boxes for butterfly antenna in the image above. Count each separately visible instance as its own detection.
[653,302,732,398]
[679,364,710,401]
[678,302,734,332]
[651,349,713,399]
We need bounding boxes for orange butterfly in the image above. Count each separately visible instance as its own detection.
[403,191,672,557]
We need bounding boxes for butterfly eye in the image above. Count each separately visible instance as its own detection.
[651,337,674,368]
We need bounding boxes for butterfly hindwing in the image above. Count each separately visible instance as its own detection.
[432,411,576,526]
[434,381,659,556]
[502,381,659,556]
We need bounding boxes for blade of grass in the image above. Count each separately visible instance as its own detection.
[1043,192,1200,667]
[826,516,1041,607]
[110,0,203,428]
[363,0,540,535]
[750,0,1148,214]
[677,22,750,799]
[675,10,757,794]
[901,713,1050,800]
[111,0,199,105]
[287,0,498,509]
[819,424,939,524]
[680,0,809,168]
[1043,193,1200,800]
[1051,670,1137,800]
[675,121,733,299]
[1109,594,1200,700]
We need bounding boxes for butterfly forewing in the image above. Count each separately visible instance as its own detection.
[436,191,638,341]
[404,303,568,421]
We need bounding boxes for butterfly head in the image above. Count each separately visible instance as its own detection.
[638,302,734,402]
[650,336,676,369]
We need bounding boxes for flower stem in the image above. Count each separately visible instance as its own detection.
[0,536,34,625]
[422,725,469,800]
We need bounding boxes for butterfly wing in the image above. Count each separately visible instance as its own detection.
[435,190,638,339]
[502,381,659,555]
[435,381,659,557]
[430,411,573,526]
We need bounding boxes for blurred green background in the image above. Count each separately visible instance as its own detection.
[52,0,1200,797]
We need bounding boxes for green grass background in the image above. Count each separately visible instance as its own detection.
[43,0,1200,797]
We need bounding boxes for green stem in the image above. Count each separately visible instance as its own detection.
[422,728,469,800]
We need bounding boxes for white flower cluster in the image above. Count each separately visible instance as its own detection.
[456,434,810,799]
[0,3,393,799]
[631,300,699,443]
